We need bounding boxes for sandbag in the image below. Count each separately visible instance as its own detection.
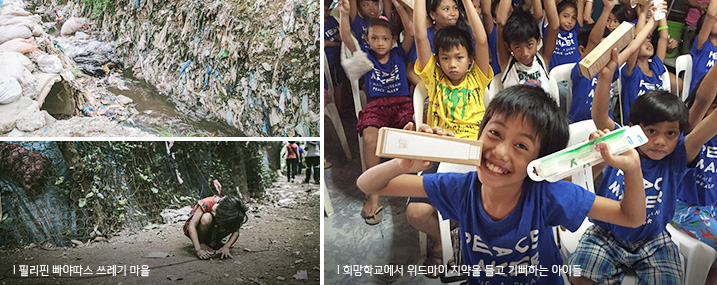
[0,142,51,195]
[36,54,62,73]
[0,25,31,45]
[0,52,38,99]
[61,17,87,35]
[0,37,36,54]
[0,76,21,104]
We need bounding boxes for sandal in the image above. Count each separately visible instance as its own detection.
[423,247,443,279]
[361,206,383,225]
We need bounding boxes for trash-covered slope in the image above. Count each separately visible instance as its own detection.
[43,0,320,137]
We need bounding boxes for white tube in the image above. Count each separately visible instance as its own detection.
[527,126,648,182]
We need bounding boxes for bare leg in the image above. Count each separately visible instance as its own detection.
[362,127,381,218]
[406,203,442,256]
[706,266,717,285]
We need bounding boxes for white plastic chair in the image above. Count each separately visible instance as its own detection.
[550,63,575,112]
[675,54,693,102]
[665,223,717,285]
[413,82,428,127]
[324,51,352,161]
[341,38,369,170]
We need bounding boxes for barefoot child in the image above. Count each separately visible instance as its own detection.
[184,195,248,260]
[358,85,646,284]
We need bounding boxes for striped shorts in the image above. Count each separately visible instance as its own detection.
[568,225,682,285]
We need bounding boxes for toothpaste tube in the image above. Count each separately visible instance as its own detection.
[527,126,648,182]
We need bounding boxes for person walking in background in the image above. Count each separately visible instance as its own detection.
[303,141,320,184]
[285,141,300,182]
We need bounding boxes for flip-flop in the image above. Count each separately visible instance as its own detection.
[361,206,384,225]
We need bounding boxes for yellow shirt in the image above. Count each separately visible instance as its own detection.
[416,55,493,140]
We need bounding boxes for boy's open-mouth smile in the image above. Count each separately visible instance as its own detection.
[484,160,510,175]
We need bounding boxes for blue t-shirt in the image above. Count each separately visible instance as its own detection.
[690,38,717,94]
[592,136,690,241]
[547,24,581,71]
[488,25,501,75]
[351,15,371,52]
[364,47,410,98]
[620,56,669,125]
[409,28,436,63]
[568,63,618,123]
[424,172,595,284]
[678,135,717,206]
[324,16,340,69]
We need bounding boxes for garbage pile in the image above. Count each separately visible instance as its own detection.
[38,0,320,136]
[0,0,148,137]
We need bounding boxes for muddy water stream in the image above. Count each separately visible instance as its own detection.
[106,70,244,137]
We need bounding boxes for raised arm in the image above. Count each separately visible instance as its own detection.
[530,0,543,23]
[696,0,717,50]
[624,3,649,76]
[414,0,432,70]
[655,16,668,62]
[339,0,358,53]
[540,0,559,67]
[689,65,717,132]
[383,0,393,18]
[577,0,586,26]
[587,144,645,228]
[350,0,359,22]
[592,49,619,131]
[588,0,615,51]
[463,0,491,74]
[393,0,415,53]
[495,0,512,73]
[618,15,656,66]
[481,0,494,36]
[685,66,717,163]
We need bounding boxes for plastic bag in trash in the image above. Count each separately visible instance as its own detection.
[60,17,87,36]
[0,25,31,45]
[0,38,35,54]
[0,76,22,104]
[36,54,62,73]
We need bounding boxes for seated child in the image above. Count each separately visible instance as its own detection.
[689,0,717,93]
[495,0,558,94]
[339,0,415,224]
[620,1,671,125]
[546,0,584,71]
[349,0,382,51]
[359,85,647,284]
[672,66,717,248]
[405,0,492,274]
[184,195,248,260]
[568,46,717,284]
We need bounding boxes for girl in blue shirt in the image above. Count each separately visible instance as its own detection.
[358,85,647,284]
[546,0,583,71]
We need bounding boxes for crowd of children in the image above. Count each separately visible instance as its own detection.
[325,0,717,282]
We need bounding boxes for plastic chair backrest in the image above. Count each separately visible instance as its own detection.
[323,51,334,101]
[413,82,428,127]
[675,54,693,102]
[340,37,368,118]
[568,120,597,192]
[550,63,575,111]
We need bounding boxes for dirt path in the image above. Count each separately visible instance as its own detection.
[0,178,320,284]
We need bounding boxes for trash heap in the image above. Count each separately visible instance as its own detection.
[40,0,320,137]
[0,1,148,137]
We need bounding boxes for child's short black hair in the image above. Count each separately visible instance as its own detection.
[357,0,379,4]
[324,0,333,7]
[365,17,397,37]
[502,8,540,45]
[577,24,610,48]
[611,4,630,23]
[434,25,474,57]
[557,0,577,14]
[629,91,689,133]
[478,85,570,158]
[215,196,249,233]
